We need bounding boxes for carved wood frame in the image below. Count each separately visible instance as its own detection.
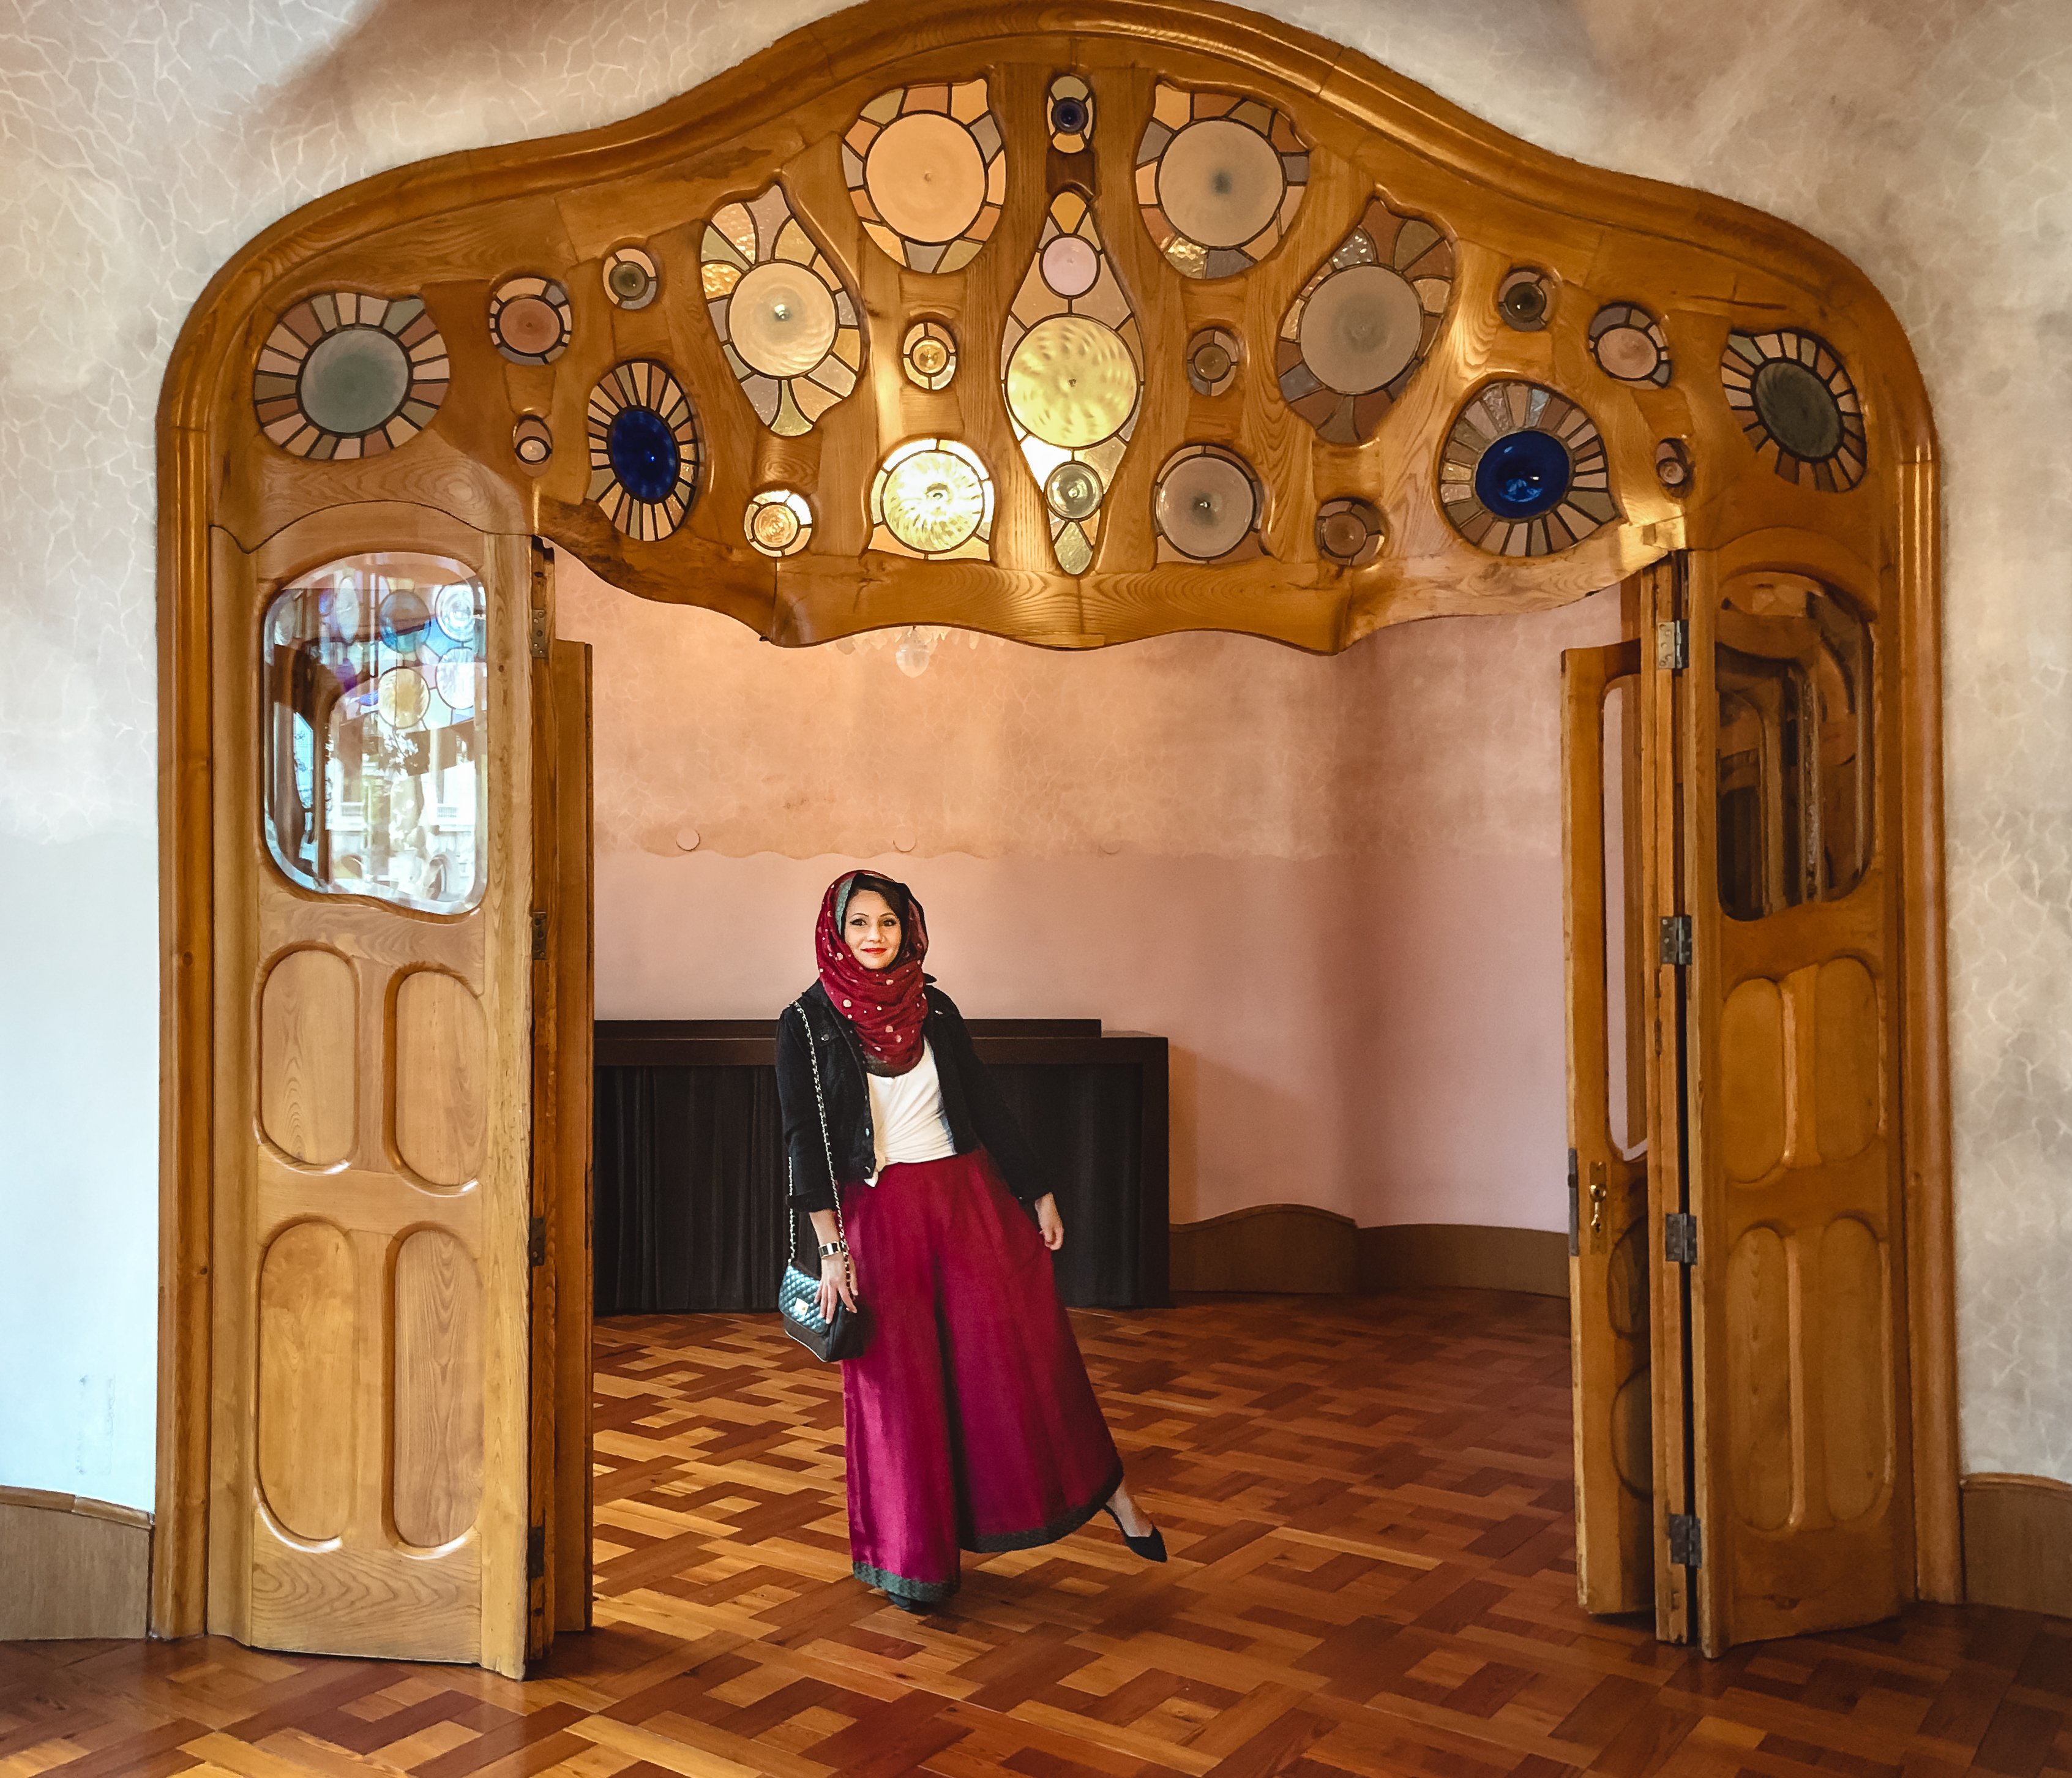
[153,0,1957,1636]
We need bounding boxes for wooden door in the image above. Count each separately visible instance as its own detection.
[1561,633,1653,1615]
[211,505,538,1676]
[525,541,596,1659]
[1680,555,1907,1654]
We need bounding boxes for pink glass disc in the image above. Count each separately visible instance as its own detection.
[499,294,562,355]
[1041,236,1099,297]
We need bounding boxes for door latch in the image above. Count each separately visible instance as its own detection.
[1664,1212,1697,1266]
[1658,915,1692,967]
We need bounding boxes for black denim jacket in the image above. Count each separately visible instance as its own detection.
[776,980,1044,1212]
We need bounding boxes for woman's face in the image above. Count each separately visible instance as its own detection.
[842,890,903,970]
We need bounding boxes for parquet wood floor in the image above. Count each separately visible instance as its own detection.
[6,1290,2069,1778]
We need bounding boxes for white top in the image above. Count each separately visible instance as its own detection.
[866,1040,957,1182]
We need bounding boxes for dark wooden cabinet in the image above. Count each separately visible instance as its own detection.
[595,1019,1168,1313]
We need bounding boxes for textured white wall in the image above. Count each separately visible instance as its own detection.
[1,0,2066,1506]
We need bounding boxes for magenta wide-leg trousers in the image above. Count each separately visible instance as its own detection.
[838,1149,1124,1606]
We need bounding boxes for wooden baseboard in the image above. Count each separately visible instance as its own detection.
[1358,1223,1569,1299]
[0,1486,152,1640]
[1169,1207,1568,1299]
[1962,1472,2072,1616]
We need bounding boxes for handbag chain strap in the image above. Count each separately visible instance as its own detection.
[789,997,848,1277]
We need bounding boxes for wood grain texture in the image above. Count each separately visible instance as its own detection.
[254,1221,355,1545]
[22,1298,2064,1778]
[0,1495,151,1641]
[1170,1208,1568,1299]
[391,970,488,1188]
[155,0,1959,1650]
[258,949,356,1166]
[391,1229,484,1550]
[1963,1474,2072,1618]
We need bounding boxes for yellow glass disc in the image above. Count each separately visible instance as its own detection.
[1005,315,1139,449]
[881,448,985,553]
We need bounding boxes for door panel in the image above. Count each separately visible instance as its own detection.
[1683,560,1906,1653]
[210,510,536,1675]
[1561,632,1651,1615]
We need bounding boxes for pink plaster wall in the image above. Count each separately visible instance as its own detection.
[561,555,1620,1231]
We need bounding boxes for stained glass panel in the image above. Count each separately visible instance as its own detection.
[1438,381,1618,557]
[252,291,448,460]
[1719,328,1867,491]
[1152,443,1266,565]
[1136,83,1307,279]
[262,553,485,915]
[869,437,994,561]
[844,80,1006,274]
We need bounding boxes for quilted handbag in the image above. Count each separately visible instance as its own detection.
[779,999,867,1362]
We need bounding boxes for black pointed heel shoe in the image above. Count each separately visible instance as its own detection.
[892,1596,930,1616]
[1102,1502,1167,1562]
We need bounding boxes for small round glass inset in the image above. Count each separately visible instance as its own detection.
[1185,326,1241,397]
[1045,461,1104,522]
[1590,303,1671,387]
[744,487,814,558]
[1655,438,1693,493]
[489,274,572,364]
[602,246,659,311]
[1048,73,1094,151]
[512,414,553,470]
[1152,443,1265,563]
[902,319,958,391]
[1497,268,1552,332]
[1315,497,1383,568]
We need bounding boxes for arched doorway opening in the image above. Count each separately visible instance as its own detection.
[154,0,1956,1672]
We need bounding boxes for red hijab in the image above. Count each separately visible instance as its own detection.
[815,871,930,1073]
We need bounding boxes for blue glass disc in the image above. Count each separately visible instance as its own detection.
[1474,429,1571,520]
[607,406,681,503]
[377,588,431,651]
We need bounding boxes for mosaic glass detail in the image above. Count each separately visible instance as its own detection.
[701,182,863,437]
[488,274,572,365]
[586,360,701,541]
[1315,496,1384,567]
[1001,189,1142,574]
[1278,197,1453,445]
[1439,381,1617,557]
[512,414,552,469]
[1655,437,1692,492]
[902,319,957,391]
[602,246,658,310]
[1590,302,1670,387]
[1137,83,1307,280]
[262,552,485,915]
[253,292,449,459]
[1186,326,1241,397]
[1719,328,1866,491]
[1497,267,1553,332]
[844,81,1006,274]
[744,487,814,558]
[869,437,994,561]
[1153,443,1266,565]
[1047,73,1094,152]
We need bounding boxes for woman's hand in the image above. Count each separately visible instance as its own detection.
[817,1250,858,1321]
[1035,1194,1065,1251]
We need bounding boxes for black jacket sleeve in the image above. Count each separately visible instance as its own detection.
[775,1000,837,1212]
[931,992,1048,1204]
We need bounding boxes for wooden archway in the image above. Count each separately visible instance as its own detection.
[155,0,1955,1668]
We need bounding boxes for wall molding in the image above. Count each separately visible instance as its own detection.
[1170,1206,1567,1299]
[0,1485,152,1640]
[1961,1472,2072,1617]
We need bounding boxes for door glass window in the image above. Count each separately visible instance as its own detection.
[263,553,487,915]
[1716,576,1870,921]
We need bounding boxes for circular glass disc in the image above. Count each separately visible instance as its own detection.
[866,112,987,244]
[1156,454,1255,558]
[607,407,683,503]
[1041,236,1099,296]
[1752,358,1842,461]
[377,666,429,730]
[730,262,839,378]
[378,587,431,650]
[1595,324,1660,382]
[1298,264,1422,395]
[1005,315,1139,448]
[436,656,477,711]
[753,504,800,550]
[1155,118,1285,250]
[1045,461,1103,520]
[881,448,986,553]
[498,294,563,356]
[1473,429,1571,520]
[301,327,411,435]
[1319,510,1369,560]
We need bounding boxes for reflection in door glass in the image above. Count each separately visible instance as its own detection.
[262,553,487,915]
[1716,576,1869,921]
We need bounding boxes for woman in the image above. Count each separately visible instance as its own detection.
[776,869,1164,1613]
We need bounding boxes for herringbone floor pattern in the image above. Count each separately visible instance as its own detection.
[6,1291,2069,1777]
